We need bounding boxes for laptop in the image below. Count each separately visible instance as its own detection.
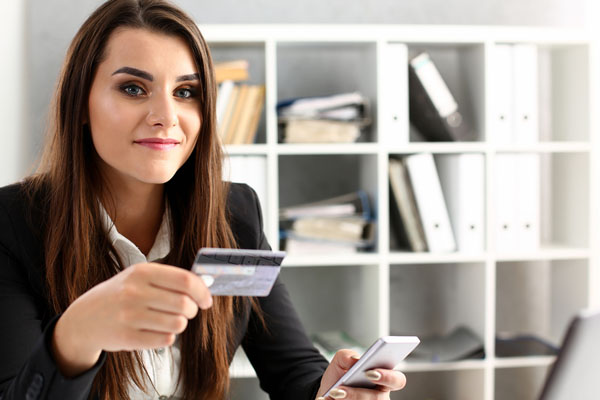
[538,308,600,399]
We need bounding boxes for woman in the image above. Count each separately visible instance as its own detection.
[0,0,406,399]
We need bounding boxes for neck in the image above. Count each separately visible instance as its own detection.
[101,171,166,256]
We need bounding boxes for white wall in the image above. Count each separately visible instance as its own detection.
[0,0,26,185]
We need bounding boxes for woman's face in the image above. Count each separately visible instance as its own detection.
[88,28,202,187]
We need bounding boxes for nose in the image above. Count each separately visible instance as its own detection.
[146,91,178,128]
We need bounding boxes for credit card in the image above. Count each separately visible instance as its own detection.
[191,248,286,296]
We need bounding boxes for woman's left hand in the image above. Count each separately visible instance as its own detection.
[315,349,407,399]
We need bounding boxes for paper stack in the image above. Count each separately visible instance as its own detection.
[276,92,370,143]
[279,191,375,254]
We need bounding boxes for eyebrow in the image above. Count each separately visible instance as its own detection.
[111,66,200,82]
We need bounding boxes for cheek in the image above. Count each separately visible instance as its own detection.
[89,93,137,147]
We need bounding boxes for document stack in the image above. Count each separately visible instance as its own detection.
[276,92,370,143]
[279,191,375,255]
[215,60,266,145]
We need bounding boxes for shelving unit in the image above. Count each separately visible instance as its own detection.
[203,25,598,400]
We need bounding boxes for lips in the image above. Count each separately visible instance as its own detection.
[134,138,180,150]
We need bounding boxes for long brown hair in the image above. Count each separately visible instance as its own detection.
[26,0,245,398]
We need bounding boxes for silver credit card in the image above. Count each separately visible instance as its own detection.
[191,248,286,296]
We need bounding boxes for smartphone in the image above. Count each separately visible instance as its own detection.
[323,336,420,397]
[190,248,286,296]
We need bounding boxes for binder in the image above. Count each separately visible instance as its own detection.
[514,154,540,250]
[389,158,427,252]
[408,52,473,142]
[494,154,518,252]
[436,154,485,253]
[382,43,409,145]
[224,155,268,228]
[512,44,539,144]
[404,153,456,253]
[490,45,514,144]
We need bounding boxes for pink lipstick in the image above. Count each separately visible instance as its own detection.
[134,138,180,150]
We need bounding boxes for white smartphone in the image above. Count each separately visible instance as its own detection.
[322,336,420,397]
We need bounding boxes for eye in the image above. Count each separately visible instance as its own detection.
[174,87,197,99]
[120,83,146,97]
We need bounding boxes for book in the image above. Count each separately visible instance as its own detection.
[408,52,474,142]
[282,119,362,144]
[216,80,235,125]
[404,153,456,253]
[214,59,249,83]
[282,237,358,255]
[223,84,250,144]
[290,216,371,242]
[279,191,371,220]
[230,85,263,145]
[242,85,265,144]
[388,158,427,252]
[277,92,367,119]
[217,84,240,141]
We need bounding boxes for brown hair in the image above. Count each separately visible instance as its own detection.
[26,0,247,398]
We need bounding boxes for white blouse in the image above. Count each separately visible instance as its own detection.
[100,205,184,400]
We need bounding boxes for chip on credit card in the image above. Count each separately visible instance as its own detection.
[191,248,286,296]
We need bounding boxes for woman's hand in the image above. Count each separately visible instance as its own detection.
[51,262,212,377]
[315,349,407,400]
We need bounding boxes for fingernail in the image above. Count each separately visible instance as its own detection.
[365,370,382,381]
[329,388,347,399]
[351,354,361,360]
[316,398,326,400]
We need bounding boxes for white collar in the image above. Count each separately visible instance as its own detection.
[99,202,171,267]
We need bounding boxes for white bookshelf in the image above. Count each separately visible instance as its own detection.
[204,25,598,400]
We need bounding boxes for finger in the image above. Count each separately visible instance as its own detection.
[324,386,390,400]
[142,284,199,320]
[364,369,407,391]
[331,349,362,371]
[123,330,176,350]
[126,307,189,335]
[136,263,213,309]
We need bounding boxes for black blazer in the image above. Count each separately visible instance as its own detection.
[0,182,328,400]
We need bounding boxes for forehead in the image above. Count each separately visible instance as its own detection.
[100,27,198,75]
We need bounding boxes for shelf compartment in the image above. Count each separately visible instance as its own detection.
[209,42,268,144]
[494,366,551,400]
[406,43,486,143]
[537,44,590,142]
[390,262,487,360]
[496,260,589,350]
[276,42,378,143]
[393,369,484,400]
[281,265,381,347]
[278,154,379,254]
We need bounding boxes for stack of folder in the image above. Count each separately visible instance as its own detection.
[276,92,370,143]
[215,60,265,145]
[279,191,375,254]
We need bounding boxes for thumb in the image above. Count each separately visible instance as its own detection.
[331,349,361,371]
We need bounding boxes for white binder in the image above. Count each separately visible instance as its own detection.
[494,154,518,252]
[436,154,485,253]
[515,154,540,250]
[513,44,539,144]
[491,45,514,144]
[381,43,409,145]
[223,155,268,227]
[404,153,456,253]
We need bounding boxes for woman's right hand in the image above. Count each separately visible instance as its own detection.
[51,262,212,377]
